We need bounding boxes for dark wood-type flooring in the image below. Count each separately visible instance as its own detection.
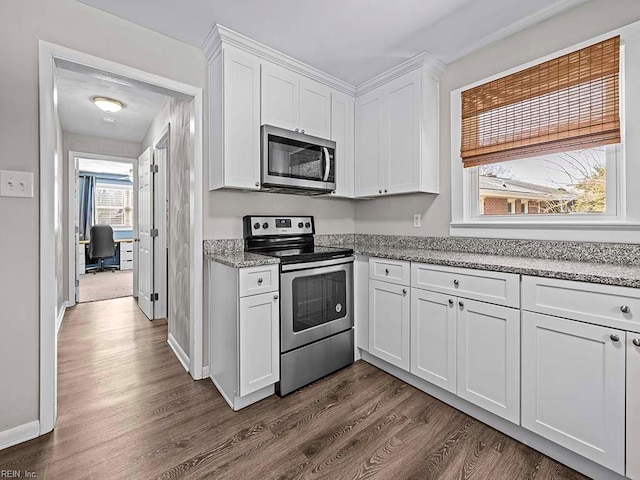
[0,297,588,479]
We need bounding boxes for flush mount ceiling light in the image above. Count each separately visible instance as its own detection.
[92,96,124,113]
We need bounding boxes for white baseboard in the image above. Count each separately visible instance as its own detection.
[56,302,68,334]
[167,333,190,372]
[0,420,40,451]
[202,365,210,378]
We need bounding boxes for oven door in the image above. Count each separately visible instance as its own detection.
[280,257,353,352]
[262,125,336,192]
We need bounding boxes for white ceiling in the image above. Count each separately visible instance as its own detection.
[55,66,168,142]
[76,0,587,85]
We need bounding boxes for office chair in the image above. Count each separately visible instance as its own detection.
[87,225,118,274]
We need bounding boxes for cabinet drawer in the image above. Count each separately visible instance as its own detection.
[120,250,134,261]
[239,265,279,297]
[522,276,640,332]
[120,259,133,270]
[412,263,520,308]
[369,258,410,286]
[120,242,134,254]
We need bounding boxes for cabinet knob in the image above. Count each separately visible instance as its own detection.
[610,334,620,342]
[448,299,454,306]
[385,268,389,275]
[295,128,299,132]
[458,301,464,308]
[620,305,631,314]
[402,289,407,295]
[257,278,263,284]
[453,279,459,287]
[633,338,640,347]
[274,294,279,300]
[384,189,388,193]
[301,129,305,134]
[331,191,336,195]
[255,182,260,187]
[379,189,382,194]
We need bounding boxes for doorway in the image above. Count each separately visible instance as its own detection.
[39,41,204,437]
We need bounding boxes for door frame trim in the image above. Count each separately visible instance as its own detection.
[39,40,204,436]
[67,151,136,307]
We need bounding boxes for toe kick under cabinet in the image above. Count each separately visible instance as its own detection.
[207,260,280,410]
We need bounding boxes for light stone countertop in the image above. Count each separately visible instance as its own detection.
[204,251,280,268]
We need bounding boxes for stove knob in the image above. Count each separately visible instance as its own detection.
[262,222,269,229]
[305,222,311,228]
[298,222,304,228]
[253,222,260,230]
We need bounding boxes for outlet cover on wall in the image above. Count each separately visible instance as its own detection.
[0,170,34,198]
[413,214,421,227]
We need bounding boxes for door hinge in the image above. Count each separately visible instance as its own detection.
[152,293,159,302]
[150,164,158,173]
[76,280,80,287]
[150,228,159,237]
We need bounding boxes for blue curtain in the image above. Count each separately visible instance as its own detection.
[78,175,95,240]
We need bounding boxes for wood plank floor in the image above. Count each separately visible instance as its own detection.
[0,297,588,479]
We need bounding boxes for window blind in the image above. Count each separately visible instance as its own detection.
[460,36,621,168]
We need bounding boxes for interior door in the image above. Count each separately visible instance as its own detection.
[137,147,154,319]
[74,158,80,304]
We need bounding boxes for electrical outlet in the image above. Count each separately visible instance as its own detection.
[413,214,421,228]
[1,170,34,198]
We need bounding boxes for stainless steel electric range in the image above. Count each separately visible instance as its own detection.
[243,215,354,396]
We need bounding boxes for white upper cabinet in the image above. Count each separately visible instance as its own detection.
[209,46,262,190]
[261,63,332,138]
[355,88,384,197]
[330,91,355,198]
[521,311,625,474]
[355,65,440,198]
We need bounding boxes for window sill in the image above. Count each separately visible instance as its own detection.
[450,221,640,243]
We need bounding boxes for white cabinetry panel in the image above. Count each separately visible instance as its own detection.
[330,92,355,198]
[628,333,640,480]
[299,78,331,138]
[521,311,625,474]
[457,299,520,424]
[410,289,456,393]
[368,279,410,370]
[355,88,384,197]
[261,63,299,131]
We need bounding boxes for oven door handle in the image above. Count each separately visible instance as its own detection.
[281,255,354,272]
[322,147,331,182]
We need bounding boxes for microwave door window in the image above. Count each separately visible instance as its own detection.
[268,135,324,181]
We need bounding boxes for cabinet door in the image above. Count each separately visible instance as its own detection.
[355,88,384,197]
[239,292,280,397]
[369,280,410,370]
[223,48,261,189]
[299,78,331,138]
[628,334,640,480]
[521,312,625,474]
[261,62,299,131]
[411,289,456,393]
[330,92,355,198]
[457,299,520,424]
[382,69,421,195]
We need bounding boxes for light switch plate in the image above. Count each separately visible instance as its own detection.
[413,214,421,227]
[1,170,34,198]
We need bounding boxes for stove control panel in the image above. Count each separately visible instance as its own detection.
[244,215,315,237]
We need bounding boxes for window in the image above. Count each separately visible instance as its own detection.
[94,183,133,228]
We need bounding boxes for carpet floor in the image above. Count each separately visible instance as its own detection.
[79,269,133,303]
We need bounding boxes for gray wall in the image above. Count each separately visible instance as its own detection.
[0,0,205,433]
[355,0,640,237]
[141,98,192,356]
[61,132,142,306]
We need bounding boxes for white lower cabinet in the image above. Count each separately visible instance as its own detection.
[521,311,626,475]
[369,279,410,370]
[457,299,520,424]
[628,333,640,480]
[239,292,280,396]
[410,289,456,393]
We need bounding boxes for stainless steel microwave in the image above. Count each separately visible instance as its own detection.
[261,125,336,195]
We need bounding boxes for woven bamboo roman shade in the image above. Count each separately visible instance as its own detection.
[460,36,621,168]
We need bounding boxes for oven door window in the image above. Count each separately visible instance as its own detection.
[268,135,334,183]
[292,270,346,332]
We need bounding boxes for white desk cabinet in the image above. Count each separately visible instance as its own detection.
[521,311,625,475]
[457,299,520,424]
[368,279,410,371]
[119,241,133,271]
[209,45,262,191]
[208,260,280,410]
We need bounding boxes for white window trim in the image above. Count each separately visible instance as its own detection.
[450,23,640,243]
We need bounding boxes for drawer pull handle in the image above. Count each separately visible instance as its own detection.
[633,338,640,347]
[610,334,620,342]
[385,268,389,275]
[458,301,464,308]
[274,294,279,301]
[257,278,263,284]
[453,279,459,287]
[448,299,454,306]
[620,305,631,314]
[402,289,407,295]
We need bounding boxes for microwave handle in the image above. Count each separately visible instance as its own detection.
[322,147,330,182]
